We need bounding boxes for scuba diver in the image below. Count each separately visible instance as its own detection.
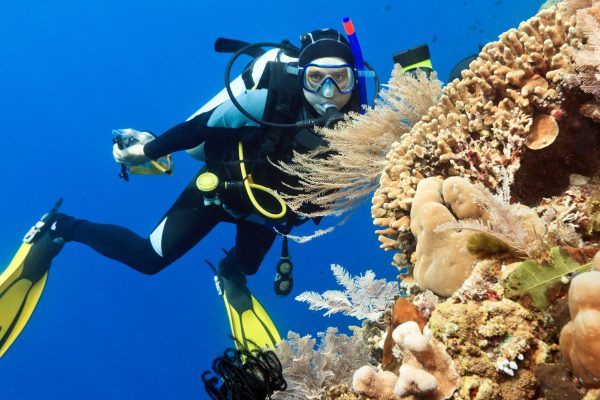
[0,26,369,358]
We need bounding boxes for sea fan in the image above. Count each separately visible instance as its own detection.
[435,183,546,259]
[273,328,372,400]
[275,67,443,218]
[295,264,400,321]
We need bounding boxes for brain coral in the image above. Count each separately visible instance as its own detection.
[372,2,600,268]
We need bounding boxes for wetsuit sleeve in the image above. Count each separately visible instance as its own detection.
[143,113,212,160]
[143,89,268,160]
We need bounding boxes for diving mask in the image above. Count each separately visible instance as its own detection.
[302,64,355,95]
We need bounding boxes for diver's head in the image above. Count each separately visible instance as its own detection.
[299,29,356,115]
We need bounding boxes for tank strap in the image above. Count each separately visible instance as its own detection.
[255,61,302,156]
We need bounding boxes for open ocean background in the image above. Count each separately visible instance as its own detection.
[0,1,541,399]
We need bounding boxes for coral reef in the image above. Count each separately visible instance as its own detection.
[382,298,427,371]
[372,2,600,269]
[349,2,600,397]
[295,264,400,321]
[427,297,557,400]
[274,328,372,399]
[287,3,600,399]
[276,68,442,218]
[353,321,460,400]
[559,253,600,388]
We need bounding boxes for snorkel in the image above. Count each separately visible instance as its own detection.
[342,17,367,113]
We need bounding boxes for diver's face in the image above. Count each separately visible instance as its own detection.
[302,57,353,115]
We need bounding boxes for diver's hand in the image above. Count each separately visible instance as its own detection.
[112,143,150,165]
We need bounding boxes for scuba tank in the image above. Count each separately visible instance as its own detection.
[185,42,299,161]
[187,45,299,120]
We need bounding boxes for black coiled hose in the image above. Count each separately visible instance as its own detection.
[202,344,287,400]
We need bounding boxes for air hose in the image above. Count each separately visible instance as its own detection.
[196,143,287,219]
[237,142,287,219]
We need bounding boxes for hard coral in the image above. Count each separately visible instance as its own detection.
[352,366,397,400]
[353,321,459,400]
[409,177,481,296]
[525,114,559,149]
[382,298,427,371]
[410,176,545,297]
[559,267,600,387]
[428,298,554,400]
[373,3,600,269]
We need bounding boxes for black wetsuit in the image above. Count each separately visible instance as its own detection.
[57,65,359,279]
[59,90,316,279]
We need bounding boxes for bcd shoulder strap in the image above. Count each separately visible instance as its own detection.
[255,61,302,156]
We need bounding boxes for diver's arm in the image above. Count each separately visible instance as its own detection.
[143,113,212,160]
[143,89,268,160]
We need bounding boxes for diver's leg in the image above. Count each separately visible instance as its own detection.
[219,222,277,278]
[218,222,280,349]
[53,177,225,274]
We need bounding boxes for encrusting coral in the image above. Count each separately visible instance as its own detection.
[353,321,459,400]
[559,252,600,388]
[427,297,555,400]
[372,1,600,270]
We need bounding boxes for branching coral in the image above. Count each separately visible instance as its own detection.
[373,2,600,269]
[353,321,459,400]
[382,298,427,371]
[275,68,443,218]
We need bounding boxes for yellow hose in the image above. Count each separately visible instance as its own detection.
[238,142,287,219]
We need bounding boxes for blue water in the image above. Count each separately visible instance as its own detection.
[0,1,541,399]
